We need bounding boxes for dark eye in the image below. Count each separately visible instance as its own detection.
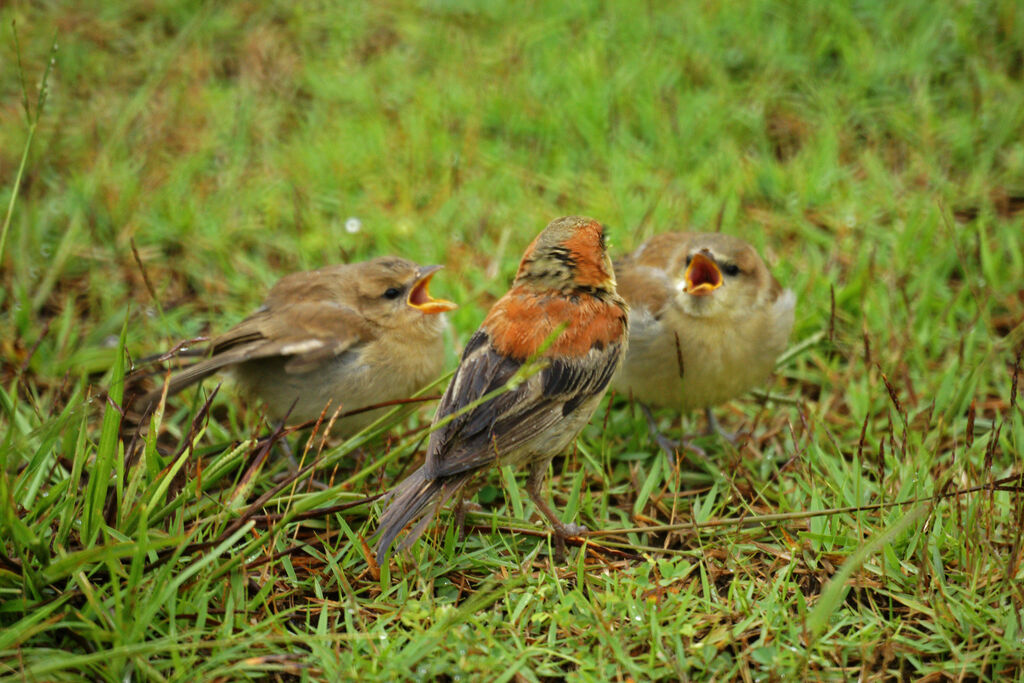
[722,263,740,277]
[685,255,692,266]
[383,287,402,299]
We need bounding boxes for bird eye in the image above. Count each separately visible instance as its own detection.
[383,287,403,299]
[722,263,741,277]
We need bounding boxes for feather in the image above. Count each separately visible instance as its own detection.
[373,216,627,561]
[374,467,470,563]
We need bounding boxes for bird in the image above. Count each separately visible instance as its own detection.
[611,231,795,455]
[374,216,629,562]
[135,257,457,437]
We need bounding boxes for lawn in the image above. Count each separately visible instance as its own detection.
[2,0,1023,679]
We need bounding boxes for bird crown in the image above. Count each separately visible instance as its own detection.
[515,216,616,295]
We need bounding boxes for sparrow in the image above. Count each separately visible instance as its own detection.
[136,257,457,436]
[611,231,795,452]
[374,216,629,562]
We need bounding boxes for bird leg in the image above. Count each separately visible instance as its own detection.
[640,404,707,463]
[268,421,330,491]
[452,489,484,541]
[453,494,471,541]
[526,458,586,561]
[702,408,738,444]
[277,434,300,469]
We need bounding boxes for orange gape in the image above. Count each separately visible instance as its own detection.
[375,216,629,564]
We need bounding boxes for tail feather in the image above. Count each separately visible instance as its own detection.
[374,467,467,563]
[134,356,235,419]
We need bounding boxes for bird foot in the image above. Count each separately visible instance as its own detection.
[550,522,587,563]
[454,497,484,541]
[554,521,588,538]
[640,404,708,463]
[677,438,708,459]
[271,435,331,490]
[702,408,739,444]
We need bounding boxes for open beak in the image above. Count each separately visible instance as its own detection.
[408,265,458,314]
[683,252,723,296]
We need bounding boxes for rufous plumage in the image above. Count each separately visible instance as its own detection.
[375,216,629,561]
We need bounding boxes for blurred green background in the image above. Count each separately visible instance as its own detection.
[3,0,1020,360]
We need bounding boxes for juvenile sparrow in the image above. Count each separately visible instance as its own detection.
[137,257,457,436]
[612,231,795,451]
[374,216,629,562]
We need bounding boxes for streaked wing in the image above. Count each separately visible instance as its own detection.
[208,301,372,373]
[425,330,621,478]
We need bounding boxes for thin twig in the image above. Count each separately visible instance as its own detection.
[583,473,1024,538]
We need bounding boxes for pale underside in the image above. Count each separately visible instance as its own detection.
[614,287,795,411]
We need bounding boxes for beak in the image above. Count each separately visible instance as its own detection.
[408,265,458,314]
[683,252,723,296]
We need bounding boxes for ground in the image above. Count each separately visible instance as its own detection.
[1,1,1023,680]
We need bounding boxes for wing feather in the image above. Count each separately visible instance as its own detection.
[425,333,623,479]
[206,302,371,372]
[137,302,372,415]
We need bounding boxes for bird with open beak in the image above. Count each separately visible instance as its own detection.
[612,231,795,454]
[374,216,629,562]
[135,257,457,437]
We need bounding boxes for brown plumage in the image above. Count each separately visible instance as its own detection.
[612,232,795,442]
[374,216,629,562]
[136,257,457,436]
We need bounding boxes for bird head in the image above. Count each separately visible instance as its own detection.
[351,257,457,328]
[675,234,777,318]
[514,216,617,297]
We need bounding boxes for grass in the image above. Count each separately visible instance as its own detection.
[2,0,1023,679]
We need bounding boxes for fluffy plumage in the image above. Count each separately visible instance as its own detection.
[612,231,795,440]
[136,257,456,436]
[375,216,629,562]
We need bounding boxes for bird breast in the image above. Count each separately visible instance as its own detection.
[613,290,794,411]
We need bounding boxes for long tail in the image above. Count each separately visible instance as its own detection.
[374,467,468,563]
